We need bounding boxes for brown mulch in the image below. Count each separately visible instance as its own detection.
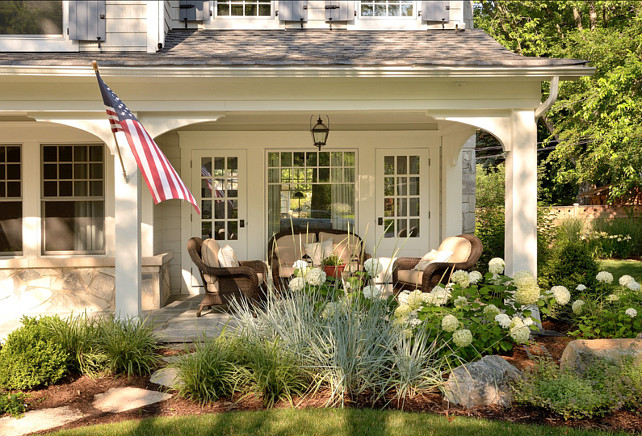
[8,329,641,435]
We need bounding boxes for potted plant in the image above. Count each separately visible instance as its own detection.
[322,254,345,279]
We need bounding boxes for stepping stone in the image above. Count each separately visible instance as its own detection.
[150,367,181,389]
[93,387,172,413]
[561,339,642,374]
[0,406,87,436]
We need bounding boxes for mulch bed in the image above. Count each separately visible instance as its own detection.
[12,325,642,435]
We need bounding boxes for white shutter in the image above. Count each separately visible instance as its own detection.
[279,1,308,22]
[421,1,450,22]
[69,0,106,41]
[180,0,210,21]
[325,1,354,21]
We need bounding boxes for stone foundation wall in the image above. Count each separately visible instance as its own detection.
[0,260,171,319]
[461,136,477,234]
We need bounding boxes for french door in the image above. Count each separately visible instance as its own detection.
[375,149,431,256]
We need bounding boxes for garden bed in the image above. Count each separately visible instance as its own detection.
[19,331,640,435]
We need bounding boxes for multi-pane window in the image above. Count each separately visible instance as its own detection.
[216,0,271,17]
[41,145,105,254]
[0,146,22,254]
[361,1,414,17]
[383,155,421,238]
[200,155,240,241]
[267,151,356,235]
[0,1,63,35]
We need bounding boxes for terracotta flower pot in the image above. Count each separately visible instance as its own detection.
[323,264,346,279]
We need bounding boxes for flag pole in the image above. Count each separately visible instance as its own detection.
[93,60,128,183]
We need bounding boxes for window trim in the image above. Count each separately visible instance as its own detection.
[0,144,23,256]
[359,0,416,19]
[40,143,106,255]
[214,0,274,19]
[0,1,78,52]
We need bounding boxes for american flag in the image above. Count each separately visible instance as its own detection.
[95,69,200,214]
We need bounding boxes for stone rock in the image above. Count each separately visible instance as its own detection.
[443,355,521,408]
[150,367,180,389]
[77,268,97,288]
[93,387,172,413]
[61,271,88,293]
[16,269,41,284]
[87,272,115,301]
[0,406,87,436]
[560,339,642,373]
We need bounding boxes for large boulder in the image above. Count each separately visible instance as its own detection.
[560,339,642,373]
[443,355,521,408]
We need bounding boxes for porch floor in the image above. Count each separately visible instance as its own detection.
[144,294,235,344]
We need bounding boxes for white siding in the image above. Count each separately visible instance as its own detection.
[80,1,148,51]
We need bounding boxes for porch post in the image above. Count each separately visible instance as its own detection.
[504,110,538,276]
[114,134,142,318]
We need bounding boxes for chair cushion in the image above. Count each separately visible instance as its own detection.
[413,249,453,271]
[398,269,423,286]
[320,232,362,266]
[218,245,240,268]
[275,233,316,268]
[279,266,295,278]
[438,237,472,263]
[201,238,221,268]
[304,239,333,266]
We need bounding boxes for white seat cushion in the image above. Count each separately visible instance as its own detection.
[304,239,333,266]
[398,269,423,286]
[218,245,240,268]
[201,238,221,268]
[274,233,316,269]
[413,249,453,271]
[438,236,472,263]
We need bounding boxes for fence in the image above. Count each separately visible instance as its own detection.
[551,204,642,226]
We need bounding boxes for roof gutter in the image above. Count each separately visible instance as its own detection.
[534,75,559,119]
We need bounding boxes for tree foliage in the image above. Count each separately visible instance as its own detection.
[475,1,642,202]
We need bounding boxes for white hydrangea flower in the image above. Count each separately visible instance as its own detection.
[394,304,412,319]
[293,260,309,276]
[596,271,614,284]
[403,329,414,339]
[514,283,541,305]
[606,294,620,302]
[483,304,501,318]
[321,302,338,319]
[364,258,384,278]
[441,314,459,332]
[362,285,381,300]
[523,317,535,326]
[305,267,327,286]
[576,284,587,292]
[489,258,505,275]
[452,329,473,347]
[551,286,571,306]
[628,281,641,292]
[451,270,470,288]
[625,308,638,318]
[495,313,511,329]
[397,290,410,305]
[421,292,435,304]
[469,271,483,285]
[406,290,425,310]
[429,286,450,306]
[409,317,423,327]
[513,271,537,289]
[454,296,468,308]
[510,325,531,344]
[289,276,305,292]
[572,300,585,315]
[619,275,635,287]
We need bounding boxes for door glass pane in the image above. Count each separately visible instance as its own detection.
[409,198,420,216]
[281,152,292,167]
[396,177,407,195]
[331,152,343,166]
[293,152,305,167]
[214,200,225,219]
[384,198,394,217]
[397,198,407,217]
[202,200,212,220]
[384,219,394,238]
[409,177,420,196]
[384,156,394,175]
[202,221,212,239]
[409,219,420,238]
[409,155,419,174]
[397,219,407,237]
[397,156,407,175]
[268,168,279,183]
[228,221,238,240]
[214,221,225,240]
[306,152,317,166]
[227,200,238,219]
[384,177,394,196]
[268,152,279,167]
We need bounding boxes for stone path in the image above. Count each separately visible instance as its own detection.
[0,387,172,435]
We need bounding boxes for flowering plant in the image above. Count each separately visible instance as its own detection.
[569,271,642,339]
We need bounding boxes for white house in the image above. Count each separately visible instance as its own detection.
[0,1,593,324]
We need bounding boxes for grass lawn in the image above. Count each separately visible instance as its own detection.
[598,259,642,279]
[50,408,626,436]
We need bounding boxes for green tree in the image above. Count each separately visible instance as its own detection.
[475,1,642,203]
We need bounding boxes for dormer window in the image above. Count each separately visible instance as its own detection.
[0,1,63,35]
[360,1,414,17]
[216,0,271,17]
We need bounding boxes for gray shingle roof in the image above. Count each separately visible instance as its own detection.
[0,29,587,68]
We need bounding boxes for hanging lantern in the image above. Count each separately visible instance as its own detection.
[310,115,330,151]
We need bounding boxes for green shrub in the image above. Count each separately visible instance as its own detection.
[476,164,505,208]
[173,334,244,404]
[539,241,599,293]
[590,216,642,259]
[0,391,27,417]
[98,316,160,376]
[512,357,639,419]
[0,316,69,390]
[475,207,504,268]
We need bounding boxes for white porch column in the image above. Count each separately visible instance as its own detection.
[114,133,142,318]
[504,110,538,277]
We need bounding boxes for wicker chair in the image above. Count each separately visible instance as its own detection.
[267,228,369,291]
[187,237,267,317]
[393,234,483,293]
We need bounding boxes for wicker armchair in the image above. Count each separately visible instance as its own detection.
[187,237,267,317]
[267,228,369,292]
[393,234,483,293]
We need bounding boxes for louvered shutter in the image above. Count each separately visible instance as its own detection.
[421,1,450,22]
[279,1,308,22]
[180,0,210,21]
[325,1,354,21]
[69,0,106,41]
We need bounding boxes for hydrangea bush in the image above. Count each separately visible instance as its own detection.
[569,272,642,339]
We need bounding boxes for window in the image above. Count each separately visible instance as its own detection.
[0,145,21,254]
[216,0,271,17]
[0,1,63,35]
[360,1,414,17]
[267,151,356,235]
[41,145,105,254]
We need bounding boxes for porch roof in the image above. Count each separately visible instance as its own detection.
[0,29,589,71]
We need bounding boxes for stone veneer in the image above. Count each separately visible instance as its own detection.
[0,254,172,319]
[461,135,477,234]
